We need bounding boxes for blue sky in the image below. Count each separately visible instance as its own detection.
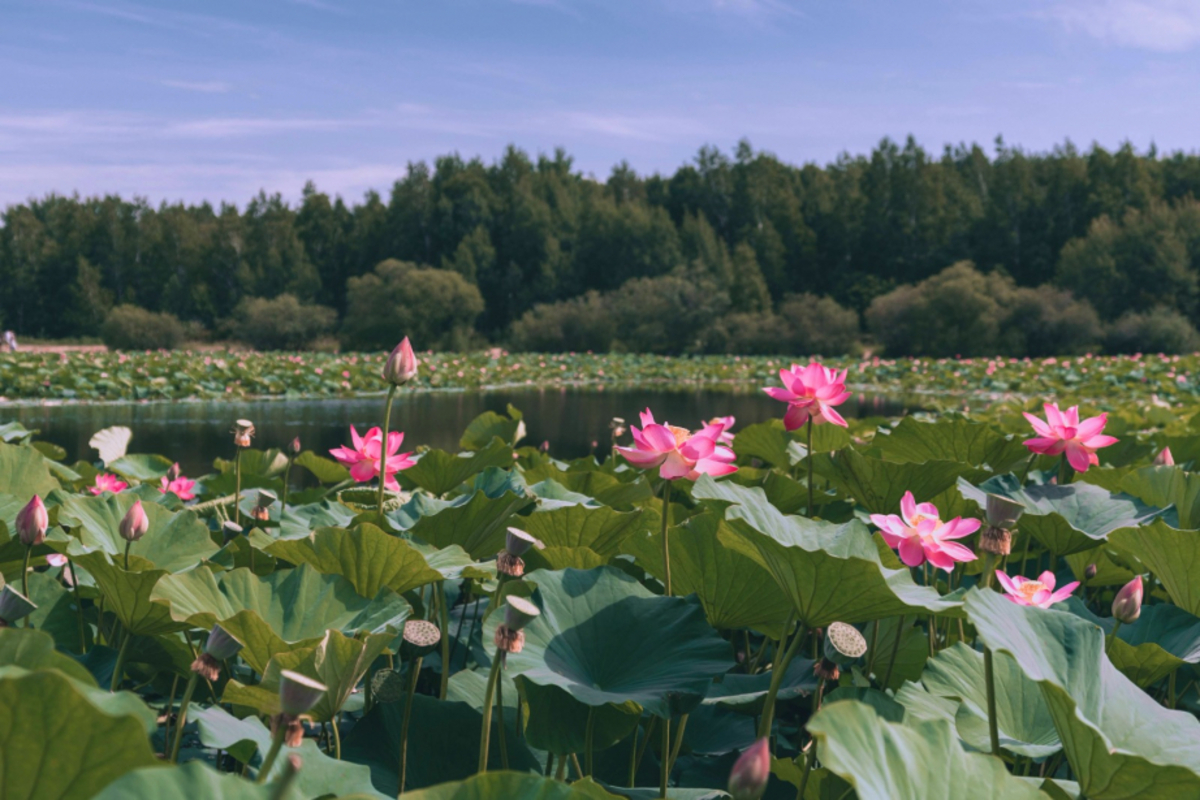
[4,0,1200,207]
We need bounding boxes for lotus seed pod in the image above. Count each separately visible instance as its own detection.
[204,624,244,661]
[370,668,408,703]
[382,337,419,386]
[278,670,327,716]
[222,520,244,542]
[119,500,149,543]
[233,419,256,448]
[727,738,770,800]
[15,495,48,547]
[0,585,37,626]
[505,527,542,557]
[1112,575,1144,625]
[400,619,442,659]
[823,621,868,667]
[256,490,277,509]
[984,493,1024,529]
[504,596,540,632]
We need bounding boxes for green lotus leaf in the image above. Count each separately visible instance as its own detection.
[341,695,540,794]
[875,416,1030,472]
[265,524,444,597]
[898,642,1061,758]
[809,447,987,514]
[74,552,189,636]
[25,570,89,652]
[958,475,1164,557]
[460,408,525,451]
[1060,598,1200,687]
[514,503,646,560]
[215,448,290,477]
[398,488,534,560]
[0,667,159,799]
[701,656,817,715]
[621,509,793,637]
[402,438,514,497]
[399,773,622,800]
[279,500,360,539]
[966,587,1200,799]
[732,420,801,468]
[296,450,351,484]
[0,441,61,500]
[106,453,173,482]
[57,492,218,572]
[93,762,284,800]
[492,566,733,718]
[1064,546,1138,588]
[866,616,932,691]
[519,680,642,756]
[408,540,495,581]
[1115,465,1200,528]
[192,705,384,795]
[521,468,652,511]
[224,628,394,722]
[1110,519,1200,616]
[809,700,1046,800]
[694,476,962,626]
[150,564,411,672]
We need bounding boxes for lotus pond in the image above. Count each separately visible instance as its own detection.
[5,358,1200,799]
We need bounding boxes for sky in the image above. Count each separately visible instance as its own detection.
[3,0,1200,208]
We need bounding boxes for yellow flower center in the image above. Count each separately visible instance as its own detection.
[1016,581,1047,601]
[667,425,692,446]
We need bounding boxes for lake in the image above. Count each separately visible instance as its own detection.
[7,388,919,476]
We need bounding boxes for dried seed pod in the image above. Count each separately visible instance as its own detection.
[279,670,327,716]
[0,585,36,626]
[233,419,256,448]
[823,621,868,666]
[400,619,442,660]
[370,668,408,703]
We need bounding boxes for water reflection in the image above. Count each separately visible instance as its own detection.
[6,388,917,476]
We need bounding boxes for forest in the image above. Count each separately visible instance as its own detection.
[5,136,1200,356]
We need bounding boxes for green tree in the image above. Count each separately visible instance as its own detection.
[341,259,485,351]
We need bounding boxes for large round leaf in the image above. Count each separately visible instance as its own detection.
[0,441,60,499]
[265,524,444,597]
[874,417,1029,473]
[514,502,647,561]
[694,477,962,626]
[809,700,1046,800]
[0,667,159,799]
[493,567,733,718]
[93,762,283,800]
[400,439,514,497]
[966,587,1200,799]
[74,552,189,637]
[57,492,218,572]
[394,487,533,560]
[1060,597,1200,688]
[150,564,410,672]
[810,448,988,515]
[1110,519,1200,616]
[400,773,622,800]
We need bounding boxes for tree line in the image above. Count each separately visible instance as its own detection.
[6,136,1200,355]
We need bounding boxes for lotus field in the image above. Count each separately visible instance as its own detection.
[9,343,1200,799]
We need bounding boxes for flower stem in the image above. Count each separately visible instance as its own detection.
[171,672,200,762]
[235,446,243,528]
[257,721,288,783]
[437,581,451,700]
[67,557,87,652]
[1058,454,1069,486]
[110,629,133,692]
[21,545,31,627]
[660,480,672,596]
[668,712,688,775]
[758,623,806,738]
[496,675,508,770]
[584,706,596,776]
[984,647,1000,756]
[378,384,398,512]
[806,418,814,518]
[398,656,422,795]
[477,654,504,773]
[659,715,671,798]
[880,615,905,690]
[281,457,292,513]
[124,540,131,571]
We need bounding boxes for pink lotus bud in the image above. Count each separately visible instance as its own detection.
[382,337,418,386]
[288,437,302,456]
[1085,563,1098,581]
[119,500,149,543]
[728,738,770,800]
[1154,447,1175,467]
[16,495,48,547]
[167,462,182,482]
[1112,575,1143,624]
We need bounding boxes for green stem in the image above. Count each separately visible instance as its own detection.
[257,721,288,783]
[282,458,292,513]
[235,446,244,529]
[555,754,567,781]
[866,620,880,678]
[124,540,131,571]
[628,724,639,787]
[984,647,1000,756]
[110,629,133,692]
[331,714,341,760]
[162,673,179,758]
[806,418,814,518]
[68,557,87,653]
[880,615,905,690]
[477,655,504,773]
[659,715,671,799]
[668,713,688,775]
[660,480,672,596]
[399,657,422,795]
[171,672,200,762]
[1058,454,1069,486]
[378,384,398,512]
[584,706,596,776]
[1170,669,1178,710]
[758,623,807,738]
[21,545,31,627]
[634,716,657,778]
[496,674,509,770]
[438,582,451,700]
[796,748,814,800]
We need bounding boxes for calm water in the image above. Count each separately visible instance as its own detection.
[7,388,917,476]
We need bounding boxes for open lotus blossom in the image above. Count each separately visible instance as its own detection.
[90,473,128,495]
[159,465,197,501]
[1023,403,1118,473]
[996,570,1079,608]
[616,409,737,480]
[869,491,980,572]
[330,425,416,491]
[700,416,736,446]
[763,363,851,430]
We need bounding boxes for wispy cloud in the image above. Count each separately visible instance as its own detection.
[1048,0,1200,51]
[708,0,802,19]
[160,80,231,94]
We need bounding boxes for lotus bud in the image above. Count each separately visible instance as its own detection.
[980,493,1023,557]
[382,337,418,386]
[222,520,244,542]
[233,419,255,448]
[1155,447,1175,467]
[119,500,149,543]
[0,585,37,627]
[1112,575,1143,625]
[1085,563,1098,581]
[192,625,243,681]
[278,670,327,716]
[288,437,302,457]
[400,619,442,660]
[16,495,48,547]
[727,738,770,800]
[166,462,182,482]
[494,596,540,659]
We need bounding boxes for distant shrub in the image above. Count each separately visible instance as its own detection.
[608,272,730,354]
[342,259,485,351]
[228,294,337,351]
[708,312,787,355]
[508,291,615,352]
[999,286,1102,357]
[101,305,186,351]
[777,293,860,355]
[1107,307,1200,354]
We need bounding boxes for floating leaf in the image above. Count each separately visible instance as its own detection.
[398,772,621,800]
[93,762,279,800]
[875,417,1029,472]
[265,524,444,597]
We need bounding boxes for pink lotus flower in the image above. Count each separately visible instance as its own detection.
[159,464,197,501]
[1154,447,1175,467]
[1022,403,1118,473]
[996,570,1079,608]
[700,416,736,446]
[616,409,737,481]
[330,425,416,491]
[763,363,851,430]
[90,473,128,495]
[869,491,980,572]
